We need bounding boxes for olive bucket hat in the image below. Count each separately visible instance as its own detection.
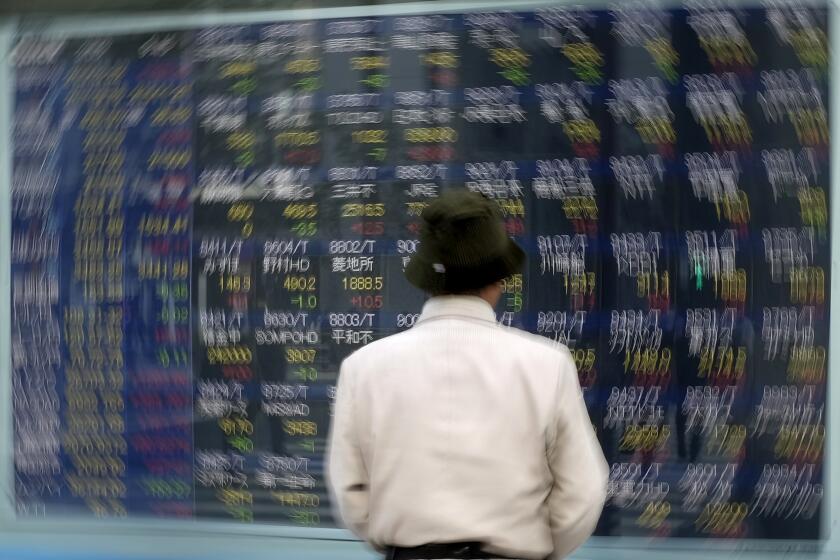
[405,189,526,293]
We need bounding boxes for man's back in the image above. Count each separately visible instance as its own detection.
[328,296,609,560]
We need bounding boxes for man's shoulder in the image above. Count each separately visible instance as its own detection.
[341,323,574,370]
[496,325,574,362]
[341,329,416,368]
[495,328,579,394]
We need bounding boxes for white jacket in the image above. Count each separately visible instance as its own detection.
[327,296,609,559]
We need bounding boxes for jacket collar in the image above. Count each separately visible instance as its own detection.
[418,295,497,324]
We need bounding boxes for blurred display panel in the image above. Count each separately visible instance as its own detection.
[10,1,829,540]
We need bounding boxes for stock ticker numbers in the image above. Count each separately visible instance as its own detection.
[12,33,195,519]
[10,2,830,541]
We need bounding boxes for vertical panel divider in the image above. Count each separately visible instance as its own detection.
[826,0,840,551]
[0,16,18,524]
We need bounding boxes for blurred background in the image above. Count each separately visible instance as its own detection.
[0,0,837,559]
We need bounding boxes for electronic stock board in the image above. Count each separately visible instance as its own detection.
[10,1,831,541]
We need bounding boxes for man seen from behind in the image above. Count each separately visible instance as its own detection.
[328,190,609,560]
